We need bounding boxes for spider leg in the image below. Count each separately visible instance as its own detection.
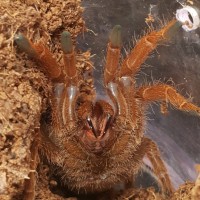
[23,136,39,200]
[104,26,128,118]
[119,77,140,119]
[104,26,143,123]
[61,31,78,87]
[51,32,79,129]
[119,19,180,77]
[104,25,122,85]
[105,21,182,120]
[136,84,200,114]
[142,137,174,195]
[15,33,80,128]
[14,33,64,81]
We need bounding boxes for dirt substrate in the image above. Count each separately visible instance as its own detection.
[0,0,200,199]
[0,0,90,199]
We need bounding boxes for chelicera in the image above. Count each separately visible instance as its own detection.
[15,18,200,199]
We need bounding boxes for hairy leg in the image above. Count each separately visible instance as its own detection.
[15,32,80,128]
[119,20,180,77]
[14,34,63,81]
[142,137,174,195]
[14,32,78,84]
[52,31,79,128]
[103,21,179,83]
[104,25,122,85]
[61,31,78,87]
[23,136,39,200]
[136,84,200,114]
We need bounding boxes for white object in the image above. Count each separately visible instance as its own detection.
[176,6,200,31]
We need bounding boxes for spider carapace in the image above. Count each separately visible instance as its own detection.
[15,19,200,199]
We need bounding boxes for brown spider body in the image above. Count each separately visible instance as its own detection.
[15,19,200,199]
[40,97,145,193]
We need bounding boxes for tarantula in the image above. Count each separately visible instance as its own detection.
[15,19,200,199]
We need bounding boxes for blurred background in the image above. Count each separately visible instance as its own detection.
[78,0,200,189]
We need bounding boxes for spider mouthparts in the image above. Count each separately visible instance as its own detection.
[14,33,37,59]
[109,25,122,48]
[61,31,73,54]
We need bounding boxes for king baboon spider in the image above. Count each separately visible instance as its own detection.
[15,19,200,200]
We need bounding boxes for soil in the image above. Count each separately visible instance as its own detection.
[0,0,200,199]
